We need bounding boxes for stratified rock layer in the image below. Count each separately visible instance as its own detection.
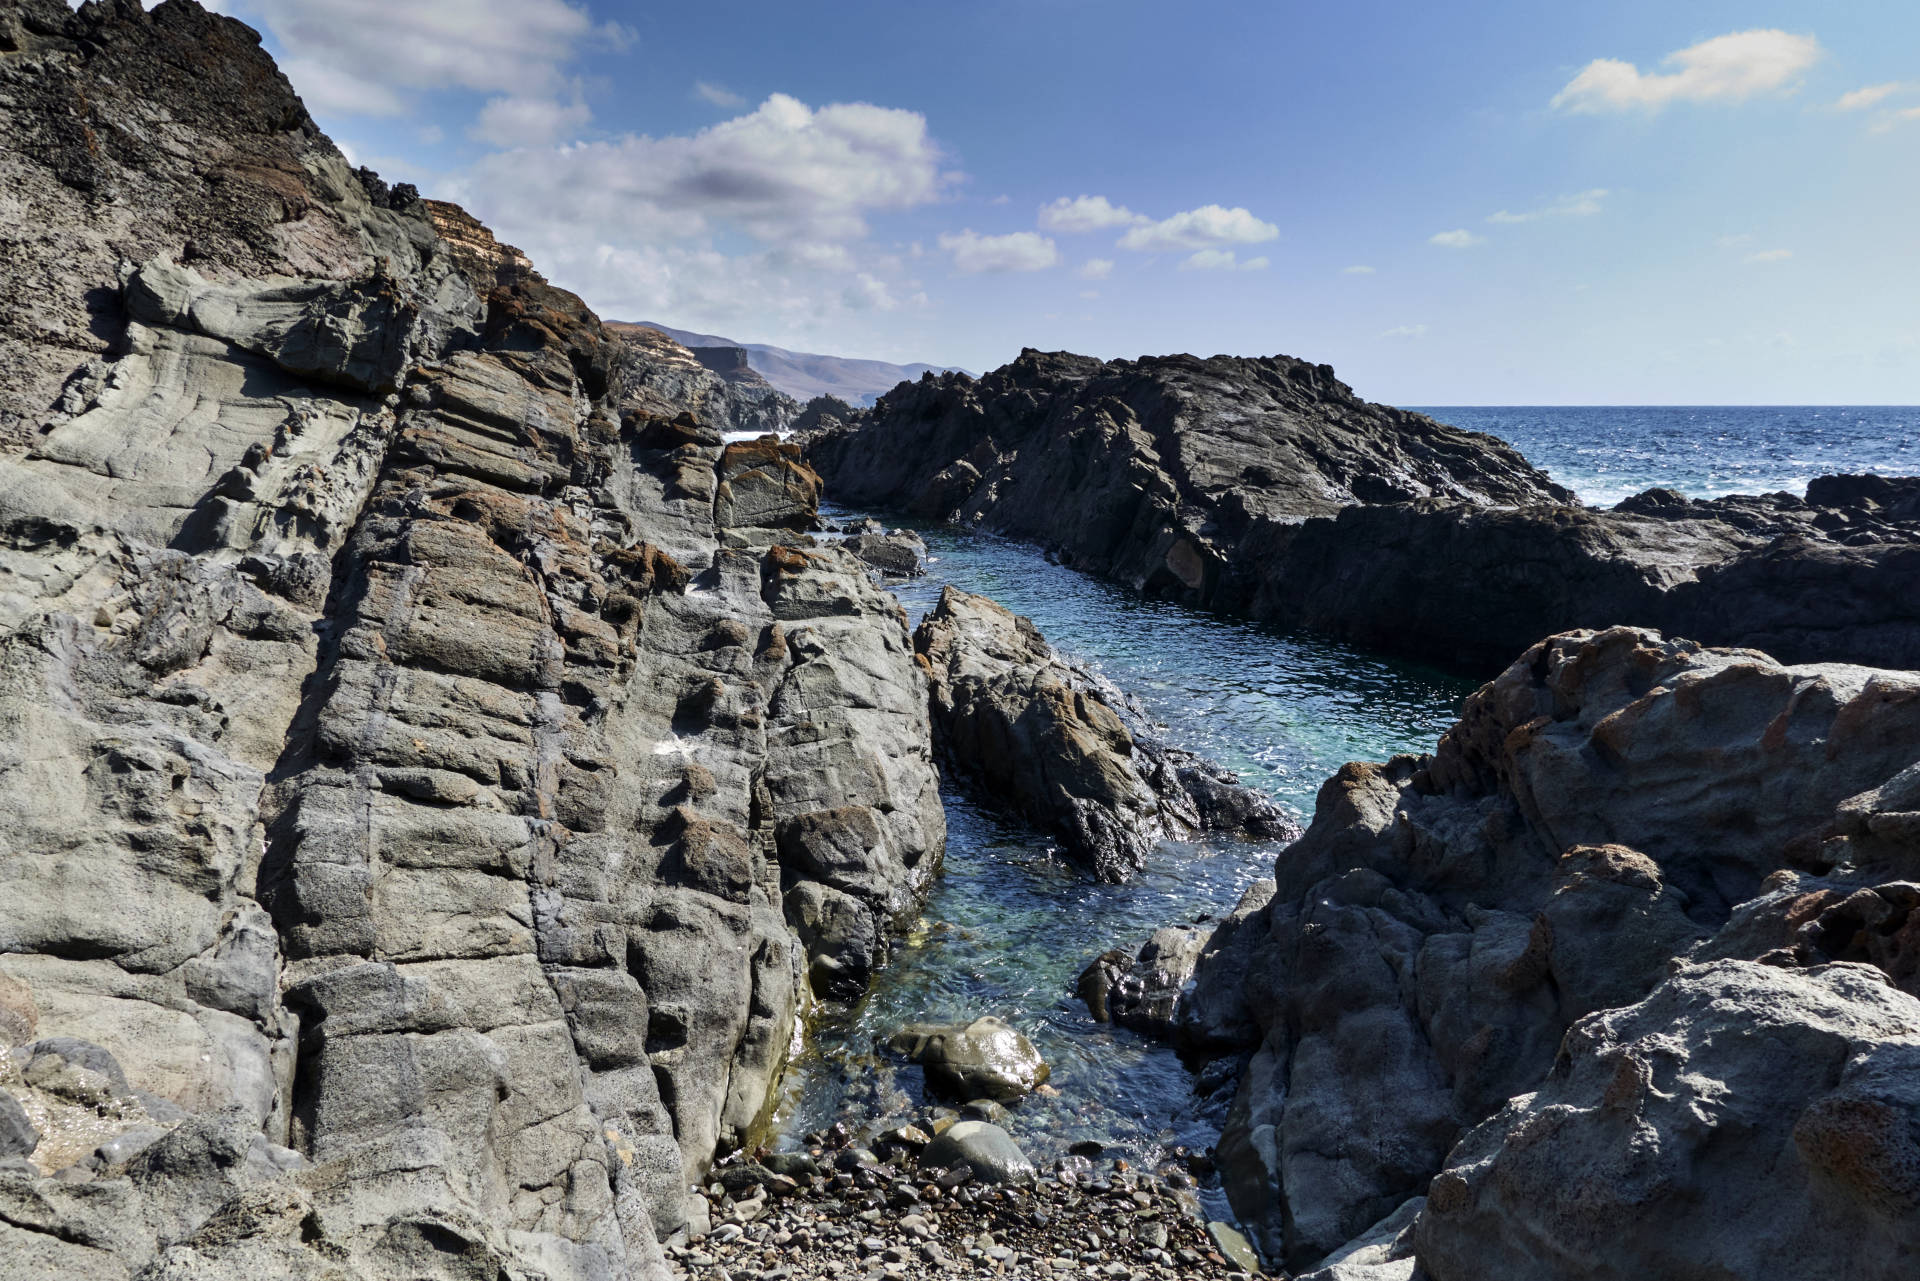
[802,352,1920,674]
[1170,626,1920,1274]
[0,3,941,1277]
[913,586,1294,881]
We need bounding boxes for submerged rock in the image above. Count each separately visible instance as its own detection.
[1077,925,1209,1037]
[914,585,1295,880]
[887,1017,1051,1101]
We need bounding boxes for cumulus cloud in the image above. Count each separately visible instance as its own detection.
[1341,264,1376,274]
[1381,324,1428,339]
[1118,204,1278,253]
[1745,248,1793,263]
[1038,195,1145,232]
[1078,258,1115,280]
[1486,189,1608,223]
[695,81,746,108]
[1835,82,1906,111]
[216,0,617,118]
[1552,29,1822,113]
[460,94,952,247]
[469,94,591,148]
[1180,250,1269,271]
[938,230,1060,273]
[1429,229,1485,249]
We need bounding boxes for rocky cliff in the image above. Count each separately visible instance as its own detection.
[1153,626,1920,1277]
[800,354,1920,675]
[0,3,939,1277]
[605,323,800,438]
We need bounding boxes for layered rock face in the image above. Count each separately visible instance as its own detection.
[0,3,940,1277]
[802,349,1568,619]
[913,586,1294,881]
[605,323,799,438]
[802,352,1920,675]
[1163,626,1920,1275]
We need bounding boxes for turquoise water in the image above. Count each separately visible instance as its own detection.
[770,516,1472,1175]
[1417,405,1919,509]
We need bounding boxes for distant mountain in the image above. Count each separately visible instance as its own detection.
[629,322,967,407]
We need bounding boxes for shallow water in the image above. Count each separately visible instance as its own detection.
[769,514,1472,1185]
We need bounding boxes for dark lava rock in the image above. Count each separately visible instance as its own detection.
[914,585,1296,880]
[801,348,1920,675]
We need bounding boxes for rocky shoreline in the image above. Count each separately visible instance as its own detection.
[663,1126,1261,1281]
[3,4,1919,1281]
[799,354,1920,675]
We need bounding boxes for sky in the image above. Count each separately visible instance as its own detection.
[184,0,1920,405]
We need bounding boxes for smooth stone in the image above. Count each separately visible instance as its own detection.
[887,1016,1050,1101]
[921,1120,1037,1185]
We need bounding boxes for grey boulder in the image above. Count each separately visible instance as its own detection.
[922,1120,1036,1185]
[888,1016,1050,1101]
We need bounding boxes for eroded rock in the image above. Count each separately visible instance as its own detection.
[914,586,1294,880]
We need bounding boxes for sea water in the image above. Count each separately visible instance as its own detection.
[1418,405,1918,509]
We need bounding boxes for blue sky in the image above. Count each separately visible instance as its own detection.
[197,0,1919,404]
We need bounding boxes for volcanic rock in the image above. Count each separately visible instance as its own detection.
[801,351,1920,675]
[1415,960,1920,1281]
[913,586,1295,880]
[1168,626,1920,1272]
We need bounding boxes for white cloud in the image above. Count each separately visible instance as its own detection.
[221,0,617,118]
[1341,264,1376,275]
[1429,229,1485,249]
[843,272,902,311]
[1871,105,1920,133]
[1118,204,1278,252]
[989,194,1012,206]
[1038,194,1146,232]
[1078,258,1115,280]
[1716,233,1758,249]
[1079,290,1101,301]
[695,81,746,108]
[469,94,591,148]
[459,94,951,247]
[1486,188,1608,223]
[1552,29,1822,113]
[938,230,1060,273]
[1381,324,1428,339]
[1835,82,1906,111]
[1180,249,1269,271]
[1745,248,1793,263]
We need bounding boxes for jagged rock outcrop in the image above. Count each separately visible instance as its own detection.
[0,3,941,1277]
[1414,959,1920,1281]
[913,586,1295,881]
[607,323,798,438]
[1256,482,1920,673]
[1162,627,1920,1273]
[801,351,1920,675]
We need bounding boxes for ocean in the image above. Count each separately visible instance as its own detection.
[1416,405,1919,509]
